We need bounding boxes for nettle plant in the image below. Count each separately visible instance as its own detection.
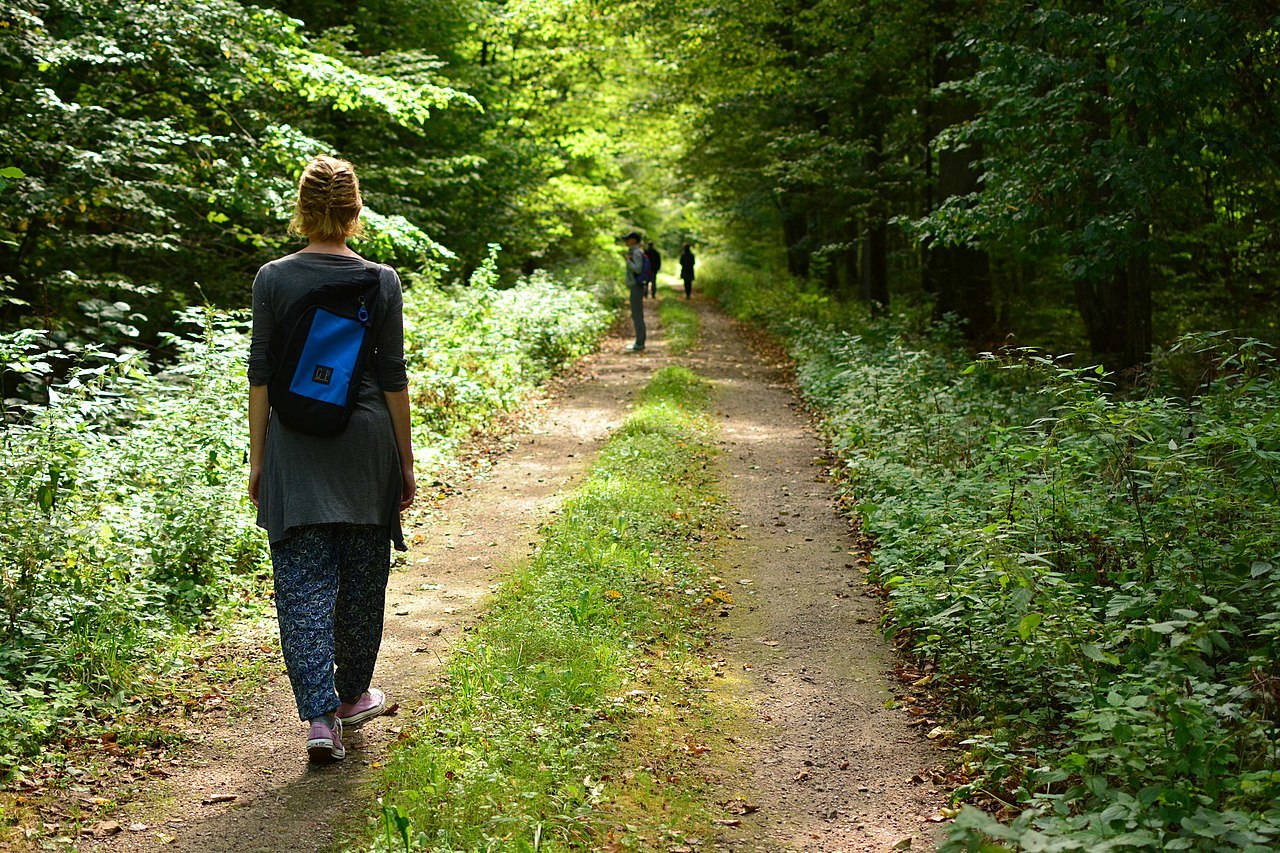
[401,265,609,449]
[710,266,1280,850]
[822,333,1279,849]
[0,309,265,769]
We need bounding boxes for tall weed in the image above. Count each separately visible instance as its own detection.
[706,258,1280,851]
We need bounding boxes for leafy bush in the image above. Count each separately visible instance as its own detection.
[706,259,1280,851]
[0,270,611,777]
[402,268,611,469]
[0,309,263,774]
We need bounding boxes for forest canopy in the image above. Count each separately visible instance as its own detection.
[661,0,1280,368]
[0,0,646,354]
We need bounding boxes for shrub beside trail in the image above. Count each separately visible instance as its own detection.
[705,258,1280,851]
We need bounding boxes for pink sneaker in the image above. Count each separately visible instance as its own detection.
[336,688,387,728]
[306,716,345,763]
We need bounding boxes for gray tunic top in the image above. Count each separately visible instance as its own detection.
[247,253,409,551]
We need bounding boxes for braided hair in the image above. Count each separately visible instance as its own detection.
[289,155,365,243]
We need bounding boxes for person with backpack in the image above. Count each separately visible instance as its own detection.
[622,231,647,351]
[644,242,662,298]
[246,154,416,763]
[679,244,695,299]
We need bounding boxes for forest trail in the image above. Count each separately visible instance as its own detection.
[76,287,941,853]
[682,299,942,852]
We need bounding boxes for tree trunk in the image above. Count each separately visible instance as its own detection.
[1075,224,1152,372]
[861,219,888,310]
[843,215,861,296]
[923,0,993,342]
[860,132,889,310]
[779,192,811,278]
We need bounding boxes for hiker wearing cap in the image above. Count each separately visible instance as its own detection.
[622,232,646,351]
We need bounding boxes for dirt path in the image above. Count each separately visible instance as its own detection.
[682,295,944,852]
[76,286,943,852]
[80,300,668,853]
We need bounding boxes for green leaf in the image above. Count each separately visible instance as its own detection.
[1017,612,1043,640]
[0,167,24,179]
[1081,644,1119,665]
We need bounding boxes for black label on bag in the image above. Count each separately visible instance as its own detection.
[312,365,334,385]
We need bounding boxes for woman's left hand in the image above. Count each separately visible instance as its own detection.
[399,463,417,511]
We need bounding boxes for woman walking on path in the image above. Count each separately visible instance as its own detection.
[679,244,695,299]
[247,155,416,763]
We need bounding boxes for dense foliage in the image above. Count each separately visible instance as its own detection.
[0,271,609,778]
[648,1,1280,368]
[706,259,1280,851]
[0,0,644,349]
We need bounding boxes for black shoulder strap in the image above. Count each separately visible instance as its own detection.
[270,259,384,361]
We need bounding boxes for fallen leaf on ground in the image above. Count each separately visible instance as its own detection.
[713,818,742,827]
[89,820,122,838]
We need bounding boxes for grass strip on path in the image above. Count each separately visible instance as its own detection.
[656,297,699,355]
[368,365,730,852]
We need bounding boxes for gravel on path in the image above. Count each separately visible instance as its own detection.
[684,295,944,852]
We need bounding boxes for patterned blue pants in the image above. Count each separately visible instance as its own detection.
[270,524,390,721]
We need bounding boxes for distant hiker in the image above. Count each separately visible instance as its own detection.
[622,231,646,351]
[247,154,416,763]
[679,244,695,299]
[645,242,662,298]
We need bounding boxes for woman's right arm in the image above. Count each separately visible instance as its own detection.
[247,268,273,507]
[248,384,269,506]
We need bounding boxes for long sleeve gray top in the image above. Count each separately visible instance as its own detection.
[625,245,644,286]
[248,252,409,551]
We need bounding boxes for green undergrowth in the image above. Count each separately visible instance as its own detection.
[704,258,1280,851]
[655,295,699,355]
[0,270,611,784]
[366,365,728,852]
[404,261,612,472]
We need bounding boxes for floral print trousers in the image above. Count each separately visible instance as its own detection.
[270,523,390,721]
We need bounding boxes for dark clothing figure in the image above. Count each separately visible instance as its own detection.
[645,243,662,298]
[679,245,695,299]
[624,236,646,350]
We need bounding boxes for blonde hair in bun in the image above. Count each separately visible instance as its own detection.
[289,155,365,243]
